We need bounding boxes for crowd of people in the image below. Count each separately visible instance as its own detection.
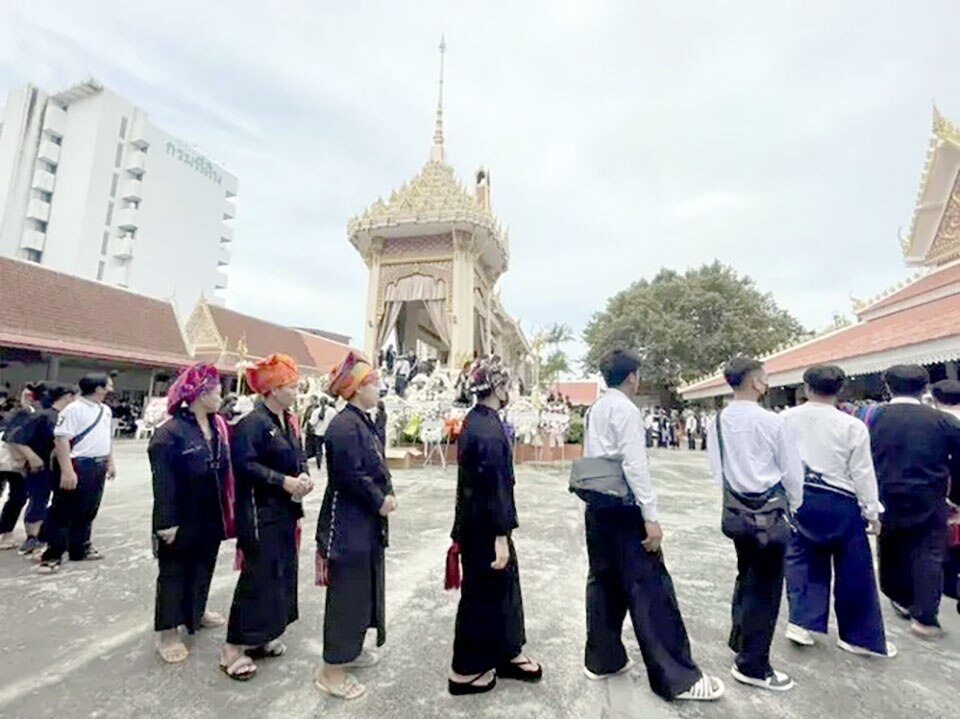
[643,407,713,450]
[2,345,959,705]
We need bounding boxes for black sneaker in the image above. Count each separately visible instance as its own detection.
[18,536,41,556]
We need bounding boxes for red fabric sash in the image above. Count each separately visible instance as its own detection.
[444,542,461,590]
[213,414,237,540]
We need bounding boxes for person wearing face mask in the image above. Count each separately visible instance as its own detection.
[149,363,234,664]
[314,351,395,700]
[706,357,804,692]
[446,357,542,696]
[220,354,313,681]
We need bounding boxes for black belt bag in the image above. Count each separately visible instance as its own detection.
[716,409,793,548]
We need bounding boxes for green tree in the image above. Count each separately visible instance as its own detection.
[541,349,570,388]
[545,323,573,354]
[583,262,807,389]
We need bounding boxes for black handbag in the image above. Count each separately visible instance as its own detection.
[715,409,793,548]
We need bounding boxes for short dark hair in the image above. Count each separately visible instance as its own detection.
[932,379,960,406]
[802,364,846,397]
[78,373,110,396]
[37,382,77,408]
[599,349,642,388]
[883,364,928,397]
[723,357,764,389]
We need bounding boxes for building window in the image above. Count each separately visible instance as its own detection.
[97,261,105,280]
[100,231,109,255]
[114,143,123,168]
[105,201,114,226]
[124,199,139,210]
[32,189,52,202]
[22,248,42,263]
[39,160,57,174]
[119,117,128,138]
[110,173,119,198]
[50,135,62,146]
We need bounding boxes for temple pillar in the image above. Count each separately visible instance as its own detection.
[450,230,476,368]
[362,237,386,360]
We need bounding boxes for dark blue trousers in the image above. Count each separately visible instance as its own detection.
[786,486,886,653]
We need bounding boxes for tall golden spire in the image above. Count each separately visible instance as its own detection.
[429,35,446,163]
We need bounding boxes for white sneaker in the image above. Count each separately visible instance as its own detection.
[836,638,897,658]
[675,674,725,701]
[730,665,795,691]
[583,658,634,681]
[785,623,815,646]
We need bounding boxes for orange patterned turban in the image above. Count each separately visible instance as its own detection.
[328,351,377,400]
[246,353,299,395]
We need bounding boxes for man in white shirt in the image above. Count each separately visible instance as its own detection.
[706,357,803,692]
[308,397,337,469]
[684,412,698,450]
[582,349,724,702]
[781,365,895,659]
[39,373,115,572]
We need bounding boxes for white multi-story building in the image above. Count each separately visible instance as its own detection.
[0,79,237,315]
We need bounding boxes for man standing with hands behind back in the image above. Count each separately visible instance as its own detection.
[582,349,724,702]
[39,373,115,573]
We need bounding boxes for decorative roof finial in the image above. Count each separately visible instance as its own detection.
[430,35,447,163]
[933,102,960,144]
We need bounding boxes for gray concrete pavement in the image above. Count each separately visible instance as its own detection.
[0,442,957,719]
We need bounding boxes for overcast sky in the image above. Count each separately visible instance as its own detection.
[2,1,958,364]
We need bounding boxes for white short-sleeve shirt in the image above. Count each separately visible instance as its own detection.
[54,397,113,458]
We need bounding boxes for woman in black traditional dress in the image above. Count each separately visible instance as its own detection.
[149,363,232,664]
[447,357,542,696]
[314,351,396,700]
[219,354,314,680]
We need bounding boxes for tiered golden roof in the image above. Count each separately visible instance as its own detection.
[347,158,506,244]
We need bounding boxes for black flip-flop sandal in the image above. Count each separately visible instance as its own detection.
[246,641,286,659]
[497,657,543,682]
[448,672,497,696]
[220,655,257,681]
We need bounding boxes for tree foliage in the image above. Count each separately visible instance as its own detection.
[583,262,807,388]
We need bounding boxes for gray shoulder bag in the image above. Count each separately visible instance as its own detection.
[569,408,636,508]
[716,408,792,548]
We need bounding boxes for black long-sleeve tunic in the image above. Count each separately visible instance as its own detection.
[317,404,393,559]
[226,399,307,647]
[450,403,526,675]
[317,403,394,663]
[148,411,229,546]
[232,400,306,553]
[452,404,518,544]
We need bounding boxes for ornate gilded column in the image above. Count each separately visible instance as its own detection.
[362,236,386,360]
[450,230,476,368]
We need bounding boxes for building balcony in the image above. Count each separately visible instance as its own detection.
[116,207,139,230]
[217,243,231,266]
[128,116,150,150]
[220,225,234,243]
[42,105,66,139]
[38,140,60,165]
[19,228,45,252]
[126,149,147,175]
[214,269,229,289]
[112,236,134,261]
[222,199,236,221]
[121,179,143,201]
[31,169,56,193]
[26,199,50,223]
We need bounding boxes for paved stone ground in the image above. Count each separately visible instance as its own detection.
[0,442,958,719]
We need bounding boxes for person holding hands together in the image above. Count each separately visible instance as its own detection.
[220,354,313,680]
